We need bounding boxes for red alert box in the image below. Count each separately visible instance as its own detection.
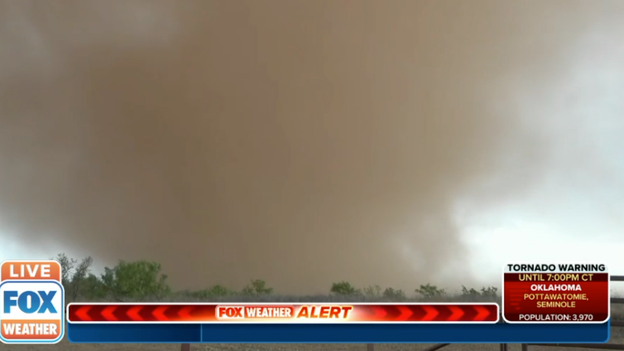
[503,263,609,323]
[0,260,65,344]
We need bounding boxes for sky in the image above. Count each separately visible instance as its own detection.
[460,21,624,287]
[0,0,622,295]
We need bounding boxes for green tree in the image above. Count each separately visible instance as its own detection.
[330,281,360,295]
[51,253,76,287]
[241,279,273,296]
[51,253,94,301]
[383,287,406,301]
[461,285,498,299]
[363,285,382,299]
[102,260,171,301]
[81,274,107,300]
[68,256,94,301]
[480,286,498,298]
[415,283,445,298]
[461,285,480,297]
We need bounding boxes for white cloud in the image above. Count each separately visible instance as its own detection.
[458,17,624,290]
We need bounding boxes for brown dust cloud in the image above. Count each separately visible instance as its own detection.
[0,0,620,294]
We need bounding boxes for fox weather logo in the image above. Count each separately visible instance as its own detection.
[0,260,65,344]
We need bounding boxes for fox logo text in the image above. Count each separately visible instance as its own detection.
[4,290,58,314]
[217,306,245,319]
[0,261,64,344]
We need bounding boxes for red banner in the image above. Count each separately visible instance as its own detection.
[503,263,610,323]
[67,303,499,323]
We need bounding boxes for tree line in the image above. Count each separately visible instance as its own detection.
[52,253,499,302]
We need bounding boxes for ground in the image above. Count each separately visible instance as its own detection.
[0,342,621,351]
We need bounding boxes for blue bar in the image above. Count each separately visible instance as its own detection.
[68,321,610,343]
[67,323,201,343]
[201,322,609,343]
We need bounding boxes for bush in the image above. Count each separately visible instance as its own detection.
[330,281,360,296]
[461,285,480,297]
[461,285,499,298]
[207,284,235,297]
[362,285,382,299]
[241,279,273,296]
[81,273,107,300]
[383,287,407,301]
[415,283,445,298]
[183,285,235,299]
[480,286,498,298]
[101,260,171,301]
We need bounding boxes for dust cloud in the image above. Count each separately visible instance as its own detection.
[0,0,616,293]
